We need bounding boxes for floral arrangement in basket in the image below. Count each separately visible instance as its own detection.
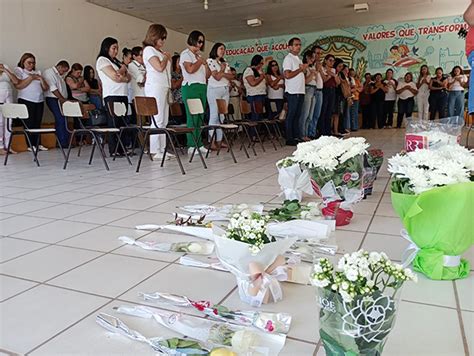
[213,210,297,307]
[290,136,369,226]
[312,250,417,356]
[388,145,474,280]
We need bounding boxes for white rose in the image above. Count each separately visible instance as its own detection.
[186,242,202,254]
[300,211,311,219]
[231,330,260,353]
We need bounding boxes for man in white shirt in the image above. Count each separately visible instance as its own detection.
[44,60,70,147]
[283,37,307,145]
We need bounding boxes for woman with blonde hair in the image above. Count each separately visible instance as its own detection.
[143,23,173,159]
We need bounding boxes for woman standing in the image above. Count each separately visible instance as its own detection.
[142,24,173,159]
[298,50,317,140]
[180,30,209,155]
[96,37,131,156]
[84,65,102,109]
[66,63,90,103]
[319,54,340,136]
[243,55,267,124]
[206,42,233,150]
[360,73,372,129]
[348,68,362,131]
[383,69,397,128]
[128,46,146,126]
[416,65,430,120]
[370,73,385,129]
[265,60,284,119]
[338,64,352,134]
[447,66,467,117]
[14,53,49,151]
[429,67,448,120]
[0,63,20,154]
[396,72,418,128]
[170,54,185,124]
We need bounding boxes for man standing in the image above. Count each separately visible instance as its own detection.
[308,45,324,139]
[283,37,307,146]
[44,60,70,148]
[464,1,474,115]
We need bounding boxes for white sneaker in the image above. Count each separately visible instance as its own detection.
[38,145,48,151]
[27,146,34,152]
[199,146,208,154]
[159,150,176,159]
[188,147,196,155]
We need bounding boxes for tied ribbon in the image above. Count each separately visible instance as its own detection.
[400,229,462,268]
[321,201,353,227]
[244,255,288,307]
[278,166,313,202]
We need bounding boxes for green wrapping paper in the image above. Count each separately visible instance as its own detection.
[391,182,474,280]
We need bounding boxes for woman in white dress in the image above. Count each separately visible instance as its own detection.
[0,62,20,154]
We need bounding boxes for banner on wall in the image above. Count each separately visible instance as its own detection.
[225,15,468,79]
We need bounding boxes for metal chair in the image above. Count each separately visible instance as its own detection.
[240,99,265,153]
[134,96,206,174]
[2,103,65,167]
[107,101,141,158]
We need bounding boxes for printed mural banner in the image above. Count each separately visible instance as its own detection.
[225,15,468,79]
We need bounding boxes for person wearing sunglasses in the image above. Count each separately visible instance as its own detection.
[14,53,50,152]
[265,60,284,117]
[180,30,209,156]
[143,24,174,160]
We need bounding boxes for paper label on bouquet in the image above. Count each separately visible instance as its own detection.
[278,165,313,202]
[320,181,340,201]
[405,134,428,152]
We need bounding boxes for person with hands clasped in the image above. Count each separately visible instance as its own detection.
[319,54,340,136]
[416,65,431,120]
[447,65,468,117]
[96,37,131,156]
[243,54,267,128]
[206,42,234,151]
[429,67,448,120]
[396,72,418,128]
[143,24,174,160]
[265,60,284,118]
[0,62,20,154]
[299,49,318,141]
[180,30,210,155]
[283,37,307,145]
[14,53,50,152]
[370,73,385,129]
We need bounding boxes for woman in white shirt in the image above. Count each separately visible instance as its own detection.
[298,50,317,141]
[128,46,146,127]
[265,60,284,118]
[383,68,397,128]
[143,24,173,159]
[96,37,131,156]
[0,63,20,154]
[416,65,431,120]
[447,66,467,117]
[206,42,234,150]
[243,55,267,124]
[180,30,209,155]
[395,72,418,128]
[14,53,49,151]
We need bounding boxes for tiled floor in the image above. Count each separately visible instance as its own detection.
[0,129,472,356]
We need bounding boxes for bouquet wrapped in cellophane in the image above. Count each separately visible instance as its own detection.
[389,145,474,280]
[290,136,369,226]
[312,250,417,356]
[276,158,313,202]
[213,211,297,307]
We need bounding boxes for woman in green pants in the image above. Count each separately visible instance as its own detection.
[179,30,210,155]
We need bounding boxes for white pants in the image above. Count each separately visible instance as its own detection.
[417,92,430,120]
[0,90,12,149]
[229,96,242,120]
[145,85,169,154]
[207,86,229,142]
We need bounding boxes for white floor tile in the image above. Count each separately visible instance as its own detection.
[48,254,168,298]
[361,233,408,262]
[65,207,135,224]
[0,275,38,302]
[0,237,47,263]
[0,200,58,214]
[106,196,168,211]
[402,273,457,308]
[27,203,95,219]
[71,194,130,207]
[0,285,109,354]
[368,215,404,235]
[11,220,97,243]
[456,275,474,311]
[0,245,101,282]
[0,215,54,236]
[107,211,172,228]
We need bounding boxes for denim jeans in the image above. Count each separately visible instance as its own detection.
[46,97,69,147]
[320,87,336,136]
[448,91,465,117]
[207,86,229,141]
[307,89,323,137]
[285,93,304,143]
[299,86,316,138]
[429,91,448,120]
[342,100,351,131]
[349,100,359,130]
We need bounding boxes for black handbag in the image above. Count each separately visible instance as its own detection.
[87,108,108,127]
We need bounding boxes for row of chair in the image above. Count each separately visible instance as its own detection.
[0,96,286,174]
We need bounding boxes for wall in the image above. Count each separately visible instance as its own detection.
[0,0,193,72]
[224,15,469,79]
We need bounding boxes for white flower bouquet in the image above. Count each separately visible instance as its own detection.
[290,136,369,226]
[276,157,313,202]
[116,305,287,355]
[389,146,474,280]
[312,250,417,356]
[405,116,464,152]
[213,211,297,307]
